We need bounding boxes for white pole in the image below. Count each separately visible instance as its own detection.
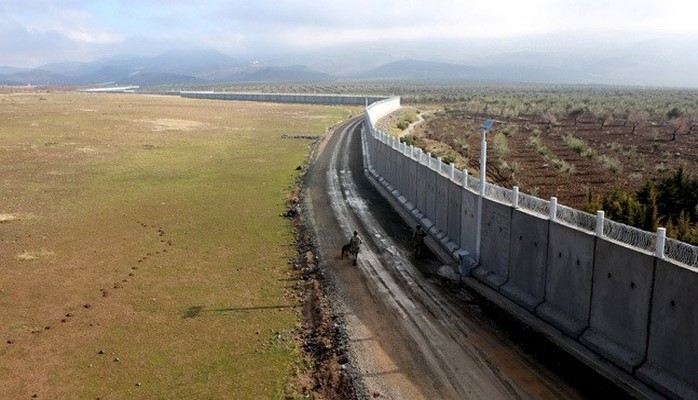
[549,197,558,221]
[475,128,488,263]
[655,227,666,259]
[512,186,519,209]
[596,211,605,237]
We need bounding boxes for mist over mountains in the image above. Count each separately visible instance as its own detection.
[1,37,696,88]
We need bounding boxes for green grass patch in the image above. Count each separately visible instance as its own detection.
[0,91,356,399]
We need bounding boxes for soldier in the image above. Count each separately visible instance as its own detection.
[349,230,362,266]
[412,224,427,258]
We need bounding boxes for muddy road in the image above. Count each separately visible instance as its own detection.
[302,117,634,399]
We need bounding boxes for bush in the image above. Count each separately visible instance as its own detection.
[400,134,418,147]
[441,153,457,165]
[492,132,509,157]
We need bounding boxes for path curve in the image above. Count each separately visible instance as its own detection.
[302,116,633,399]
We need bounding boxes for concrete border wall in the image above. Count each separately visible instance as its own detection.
[181,91,389,105]
[501,209,549,312]
[362,97,698,399]
[638,259,698,399]
[537,222,594,337]
[580,240,654,372]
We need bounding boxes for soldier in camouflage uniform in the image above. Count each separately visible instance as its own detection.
[349,230,362,266]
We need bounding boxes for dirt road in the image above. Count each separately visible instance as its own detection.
[302,117,634,399]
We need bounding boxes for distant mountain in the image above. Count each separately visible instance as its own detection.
[354,58,581,84]
[0,66,28,75]
[116,71,206,86]
[0,49,335,86]
[240,65,335,82]
[2,40,697,87]
[356,60,484,81]
[0,69,69,85]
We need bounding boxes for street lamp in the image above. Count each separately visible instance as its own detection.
[475,119,494,263]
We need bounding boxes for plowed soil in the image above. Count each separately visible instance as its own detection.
[413,111,698,210]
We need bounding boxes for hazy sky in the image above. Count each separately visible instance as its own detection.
[1,0,697,67]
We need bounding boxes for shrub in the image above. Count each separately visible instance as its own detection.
[441,153,457,165]
[400,134,421,147]
[563,135,587,154]
[492,132,509,157]
[598,154,622,173]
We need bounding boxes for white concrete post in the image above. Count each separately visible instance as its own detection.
[450,163,455,180]
[512,186,519,209]
[475,125,489,263]
[427,152,432,168]
[462,170,468,187]
[410,145,415,159]
[549,197,558,221]
[596,211,605,237]
[437,157,443,174]
[655,227,666,259]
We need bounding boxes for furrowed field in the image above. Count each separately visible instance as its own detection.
[0,91,356,399]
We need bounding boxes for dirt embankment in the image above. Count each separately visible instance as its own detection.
[283,145,359,400]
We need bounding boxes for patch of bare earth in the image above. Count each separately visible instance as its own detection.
[283,148,358,400]
[413,113,698,210]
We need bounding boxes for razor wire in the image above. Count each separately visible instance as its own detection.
[516,192,550,218]
[664,238,698,269]
[603,219,656,254]
[465,174,480,192]
[439,161,452,176]
[556,204,597,233]
[453,169,465,186]
[485,183,513,205]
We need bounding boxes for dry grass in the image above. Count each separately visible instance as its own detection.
[0,213,19,223]
[0,91,357,399]
[15,249,55,261]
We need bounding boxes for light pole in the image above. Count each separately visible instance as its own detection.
[475,119,494,263]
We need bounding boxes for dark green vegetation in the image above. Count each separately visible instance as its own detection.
[586,167,698,244]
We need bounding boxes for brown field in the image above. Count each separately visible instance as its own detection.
[394,107,698,211]
[0,91,357,399]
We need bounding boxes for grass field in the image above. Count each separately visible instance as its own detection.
[0,91,357,399]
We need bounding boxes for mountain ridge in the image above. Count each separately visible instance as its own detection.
[1,45,696,88]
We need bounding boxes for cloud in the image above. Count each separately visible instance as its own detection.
[1,0,697,68]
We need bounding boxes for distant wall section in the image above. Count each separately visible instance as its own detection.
[180,91,389,105]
